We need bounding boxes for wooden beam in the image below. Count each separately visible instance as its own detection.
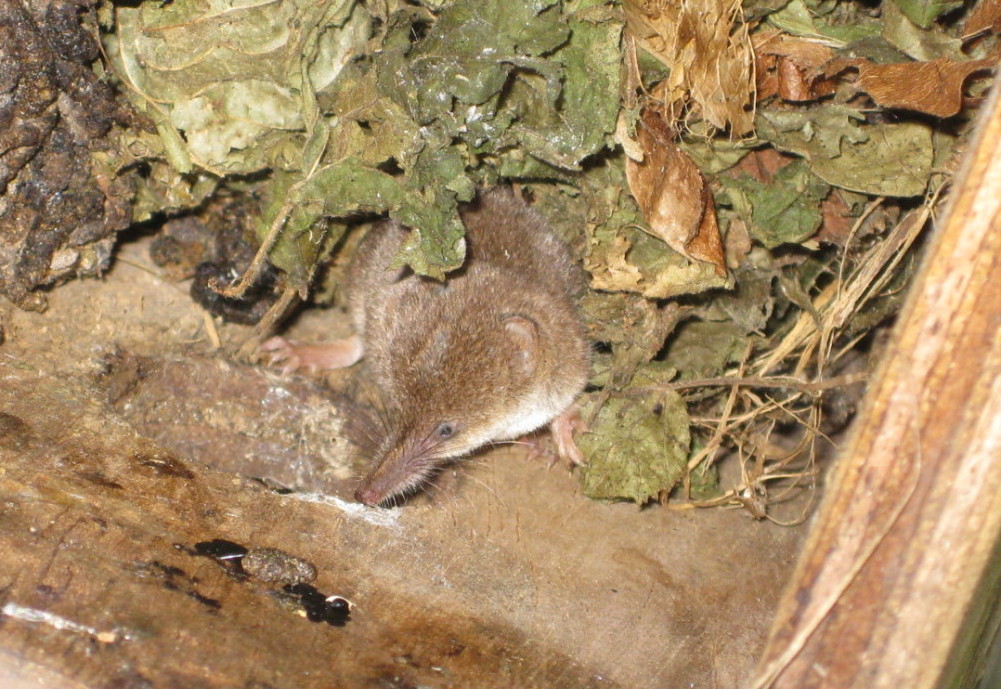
[749,76,1001,689]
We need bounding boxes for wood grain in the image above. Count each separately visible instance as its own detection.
[749,76,1001,689]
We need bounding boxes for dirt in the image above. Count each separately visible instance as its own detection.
[0,237,812,688]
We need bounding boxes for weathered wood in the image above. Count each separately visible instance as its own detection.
[749,77,1001,688]
[0,240,810,689]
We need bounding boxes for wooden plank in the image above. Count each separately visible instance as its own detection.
[0,242,810,689]
[749,76,1001,688]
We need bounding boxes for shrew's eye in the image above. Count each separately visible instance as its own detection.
[435,422,456,439]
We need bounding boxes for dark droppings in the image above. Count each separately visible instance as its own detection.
[283,584,351,627]
[190,262,276,325]
[177,539,250,580]
[193,539,249,560]
[183,539,351,626]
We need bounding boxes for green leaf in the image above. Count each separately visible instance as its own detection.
[810,121,932,197]
[512,2,623,169]
[767,0,824,37]
[722,159,830,248]
[377,0,569,125]
[743,0,793,22]
[391,190,466,280]
[679,137,759,175]
[109,0,364,175]
[261,161,403,289]
[706,269,778,335]
[881,0,964,60]
[322,65,421,168]
[757,107,933,197]
[757,106,868,159]
[887,0,964,30]
[579,392,691,504]
[388,145,470,279]
[661,320,749,380]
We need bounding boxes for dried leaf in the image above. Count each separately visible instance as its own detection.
[730,147,794,183]
[588,234,644,293]
[966,0,1001,35]
[755,30,836,66]
[724,219,753,268]
[757,106,935,197]
[815,191,856,245]
[582,164,730,299]
[857,58,994,118]
[626,110,728,276]
[722,158,829,248]
[578,391,691,504]
[882,0,965,60]
[754,31,838,102]
[888,0,964,30]
[622,0,754,134]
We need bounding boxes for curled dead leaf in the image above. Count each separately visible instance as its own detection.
[587,233,644,293]
[730,147,794,183]
[857,58,995,118]
[622,0,754,134]
[626,109,728,277]
[815,191,855,245]
[753,31,838,102]
[965,0,1001,36]
[614,110,645,163]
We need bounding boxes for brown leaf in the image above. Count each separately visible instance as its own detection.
[729,148,795,184]
[754,31,839,103]
[777,57,838,102]
[626,109,728,277]
[754,31,835,68]
[622,0,754,134]
[857,58,995,118]
[724,219,752,269]
[815,191,855,246]
[755,52,780,100]
[965,0,1001,36]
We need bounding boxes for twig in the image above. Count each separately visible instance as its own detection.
[622,371,866,396]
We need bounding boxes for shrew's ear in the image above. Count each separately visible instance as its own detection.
[502,315,539,376]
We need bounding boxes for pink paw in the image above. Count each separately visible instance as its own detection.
[261,336,309,376]
[549,407,587,467]
[261,335,363,376]
[522,408,588,468]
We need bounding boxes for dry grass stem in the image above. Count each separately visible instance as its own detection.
[658,186,944,518]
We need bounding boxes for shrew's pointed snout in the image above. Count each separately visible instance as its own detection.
[354,484,380,506]
[353,464,396,506]
[354,483,387,507]
[353,439,435,507]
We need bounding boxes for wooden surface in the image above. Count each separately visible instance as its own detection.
[749,77,1001,689]
[0,240,809,688]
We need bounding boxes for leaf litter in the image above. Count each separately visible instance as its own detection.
[88,0,999,517]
